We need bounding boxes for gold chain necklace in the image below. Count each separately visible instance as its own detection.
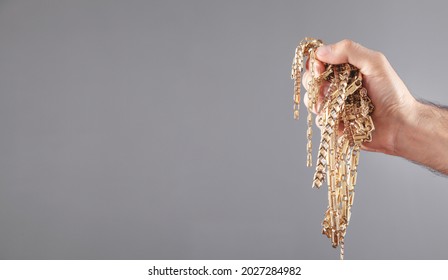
[291,38,375,260]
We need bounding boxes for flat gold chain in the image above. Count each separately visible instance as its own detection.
[291,38,375,260]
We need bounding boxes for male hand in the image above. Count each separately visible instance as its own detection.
[301,39,448,175]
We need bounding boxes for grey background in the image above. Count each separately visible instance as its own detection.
[0,0,447,260]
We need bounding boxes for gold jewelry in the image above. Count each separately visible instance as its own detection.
[291,38,375,260]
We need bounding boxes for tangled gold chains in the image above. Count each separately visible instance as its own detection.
[291,38,375,260]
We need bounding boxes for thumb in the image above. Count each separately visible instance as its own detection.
[316,39,384,75]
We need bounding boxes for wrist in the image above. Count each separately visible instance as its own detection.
[393,98,420,157]
[394,99,448,174]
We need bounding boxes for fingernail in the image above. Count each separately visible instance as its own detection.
[316,45,331,57]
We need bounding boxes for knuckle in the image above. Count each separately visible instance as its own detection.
[340,39,354,49]
[339,39,361,52]
[368,51,389,71]
[372,51,387,63]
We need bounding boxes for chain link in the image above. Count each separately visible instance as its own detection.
[291,38,375,260]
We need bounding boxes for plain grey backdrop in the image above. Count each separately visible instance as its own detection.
[0,0,447,259]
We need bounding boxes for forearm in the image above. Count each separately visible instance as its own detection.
[395,100,448,175]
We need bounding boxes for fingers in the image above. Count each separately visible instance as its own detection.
[303,91,315,113]
[315,39,386,75]
[302,71,309,91]
[301,57,329,119]
[305,55,326,72]
[302,59,326,91]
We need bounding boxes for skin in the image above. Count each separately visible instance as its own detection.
[301,39,448,175]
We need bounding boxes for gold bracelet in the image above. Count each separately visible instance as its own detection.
[291,38,375,260]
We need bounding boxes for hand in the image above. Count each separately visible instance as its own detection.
[301,39,416,156]
[301,39,448,175]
